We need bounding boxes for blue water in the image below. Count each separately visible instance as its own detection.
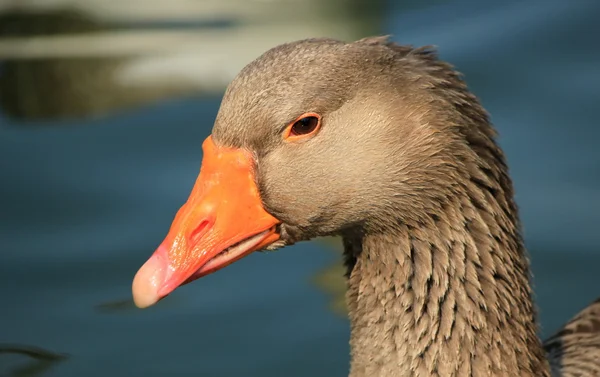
[1,1,599,376]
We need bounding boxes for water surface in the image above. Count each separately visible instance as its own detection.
[1,1,599,376]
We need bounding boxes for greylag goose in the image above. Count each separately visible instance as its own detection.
[131,36,600,376]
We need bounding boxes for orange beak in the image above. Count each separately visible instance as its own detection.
[132,136,281,308]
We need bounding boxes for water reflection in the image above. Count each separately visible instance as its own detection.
[313,238,348,316]
[0,10,142,121]
[1,1,599,377]
[0,2,380,375]
[0,344,68,377]
[0,0,381,122]
[95,238,348,316]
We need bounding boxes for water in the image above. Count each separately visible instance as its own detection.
[1,1,599,376]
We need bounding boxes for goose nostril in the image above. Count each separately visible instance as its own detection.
[190,220,211,245]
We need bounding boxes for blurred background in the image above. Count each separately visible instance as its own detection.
[0,0,599,376]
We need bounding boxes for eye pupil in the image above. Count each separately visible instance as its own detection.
[291,116,319,136]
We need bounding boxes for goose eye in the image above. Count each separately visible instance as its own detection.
[284,113,322,141]
[291,116,319,135]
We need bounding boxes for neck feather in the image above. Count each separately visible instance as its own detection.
[343,180,550,377]
[336,39,552,376]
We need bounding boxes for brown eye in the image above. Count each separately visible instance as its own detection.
[283,113,322,141]
[291,116,319,135]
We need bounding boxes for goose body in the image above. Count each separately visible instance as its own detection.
[131,37,600,376]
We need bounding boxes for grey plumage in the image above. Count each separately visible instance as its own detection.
[545,299,600,376]
[209,36,600,376]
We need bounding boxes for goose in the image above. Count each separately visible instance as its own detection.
[131,36,600,376]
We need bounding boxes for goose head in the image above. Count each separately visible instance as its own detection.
[132,36,492,308]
